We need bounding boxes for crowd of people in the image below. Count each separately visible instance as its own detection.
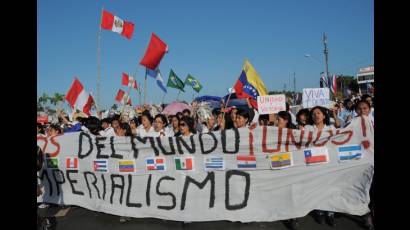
[37,93,374,230]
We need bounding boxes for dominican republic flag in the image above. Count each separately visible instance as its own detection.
[304,147,329,165]
[93,160,108,172]
[100,10,134,39]
[66,157,79,170]
[140,33,168,70]
[174,157,194,170]
[65,78,94,116]
[204,156,224,171]
[147,68,168,93]
[146,157,166,171]
[115,89,132,105]
[122,73,138,89]
[330,75,337,94]
[118,160,135,173]
[338,144,362,162]
[236,155,257,169]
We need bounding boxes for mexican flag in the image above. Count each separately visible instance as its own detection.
[167,69,185,92]
[184,74,202,93]
[174,157,193,170]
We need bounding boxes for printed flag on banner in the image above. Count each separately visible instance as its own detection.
[66,157,79,170]
[65,78,94,116]
[100,10,134,39]
[233,60,268,108]
[140,33,168,70]
[147,68,167,93]
[184,74,202,93]
[270,152,293,170]
[236,155,257,169]
[93,160,108,172]
[304,147,329,165]
[167,69,185,92]
[338,144,362,162]
[122,73,138,89]
[118,160,135,173]
[204,156,224,171]
[174,157,194,170]
[146,158,166,171]
[46,158,59,169]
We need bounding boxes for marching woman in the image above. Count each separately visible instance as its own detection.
[137,111,157,138]
[304,106,337,227]
[154,114,171,137]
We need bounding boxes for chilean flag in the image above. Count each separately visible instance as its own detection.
[233,70,260,108]
[65,78,94,116]
[101,10,134,39]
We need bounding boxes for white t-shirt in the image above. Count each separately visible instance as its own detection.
[137,125,157,138]
[99,126,116,136]
[303,124,336,133]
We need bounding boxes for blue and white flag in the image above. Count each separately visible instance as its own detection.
[204,156,224,171]
[147,68,167,93]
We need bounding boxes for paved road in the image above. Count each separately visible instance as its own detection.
[39,205,370,230]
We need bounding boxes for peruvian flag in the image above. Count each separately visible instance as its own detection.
[66,157,78,170]
[140,33,168,70]
[65,78,94,116]
[115,89,132,105]
[121,73,138,89]
[100,10,134,40]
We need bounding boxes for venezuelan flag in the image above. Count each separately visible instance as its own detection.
[233,60,268,108]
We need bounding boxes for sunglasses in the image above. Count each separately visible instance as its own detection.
[179,123,187,127]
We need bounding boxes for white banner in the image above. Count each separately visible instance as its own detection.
[303,88,330,108]
[37,116,374,222]
[257,95,286,114]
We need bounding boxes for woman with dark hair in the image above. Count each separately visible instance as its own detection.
[177,116,196,137]
[154,114,170,137]
[355,100,374,127]
[48,124,63,137]
[137,111,156,137]
[276,111,297,129]
[304,106,337,227]
[235,109,251,128]
[129,117,139,136]
[296,108,310,130]
[116,122,132,136]
[168,115,181,136]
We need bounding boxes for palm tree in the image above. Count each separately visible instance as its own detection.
[38,93,50,113]
[50,93,65,111]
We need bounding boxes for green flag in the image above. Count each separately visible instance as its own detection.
[167,69,185,92]
[184,74,203,93]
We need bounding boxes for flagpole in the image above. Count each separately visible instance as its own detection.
[144,69,147,105]
[161,92,166,105]
[96,5,104,113]
[176,90,181,101]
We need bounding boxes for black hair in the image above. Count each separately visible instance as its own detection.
[37,146,44,171]
[355,100,371,112]
[129,117,139,126]
[224,113,235,129]
[212,109,221,117]
[141,111,154,124]
[286,102,290,111]
[236,109,251,125]
[101,118,111,125]
[361,94,371,101]
[296,108,310,127]
[111,114,120,122]
[49,124,62,134]
[37,123,45,135]
[176,112,183,118]
[277,111,296,129]
[182,109,191,116]
[258,114,269,126]
[118,122,133,136]
[85,116,102,135]
[308,106,330,126]
[154,114,168,127]
[179,116,196,134]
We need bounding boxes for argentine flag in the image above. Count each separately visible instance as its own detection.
[147,68,167,93]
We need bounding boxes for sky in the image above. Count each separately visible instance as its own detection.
[37,0,374,110]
